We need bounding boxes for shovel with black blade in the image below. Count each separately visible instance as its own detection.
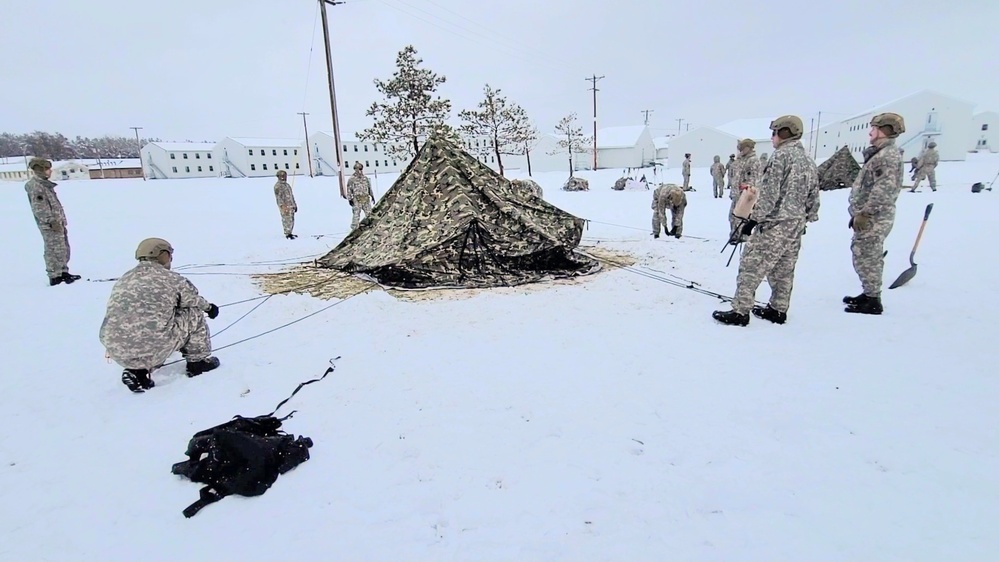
[889,203,933,289]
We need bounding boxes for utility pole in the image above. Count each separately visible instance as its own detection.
[298,111,313,177]
[675,118,684,134]
[585,74,604,170]
[130,126,145,181]
[814,111,822,159]
[641,109,654,126]
[808,117,815,155]
[319,0,347,199]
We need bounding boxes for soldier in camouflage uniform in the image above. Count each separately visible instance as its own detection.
[710,155,726,198]
[99,238,221,392]
[910,140,939,192]
[681,153,692,191]
[713,116,820,326]
[845,113,905,315]
[347,161,374,230]
[725,154,737,189]
[651,183,686,238]
[24,158,80,286]
[759,152,768,169]
[730,139,762,239]
[511,178,543,199]
[273,170,298,239]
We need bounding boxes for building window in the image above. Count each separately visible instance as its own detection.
[197,166,203,172]
[393,161,397,166]
[364,145,369,152]
[183,153,188,159]
[294,149,298,155]
[196,153,201,159]
[209,165,214,172]
[272,149,277,156]
[185,166,190,172]
[342,145,348,151]
[263,164,268,170]
[172,166,178,173]
[365,160,370,167]
[984,124,990,131]
[353,145,358,152]
[274,163,278,170]
[375,160,380,167]
[283,149,288,156]
[251,164,256,171]
[295,163,300,169]
[207,153,212,159]
[284,163,290,169]
[170,153,176,160]
[249,149,254,156]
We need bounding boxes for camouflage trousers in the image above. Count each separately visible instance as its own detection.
[38,226,70,278]
[350,199,372,230]
[912,166,936,190]
[108,307,212,371]
[713,176,725,198]
[279,207,295,236]
[851,212,895,298]
[682,173,690,191]
[652,206,684,236]
[731,219,805,314]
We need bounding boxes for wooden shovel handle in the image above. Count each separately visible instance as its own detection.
[909,203,933,263]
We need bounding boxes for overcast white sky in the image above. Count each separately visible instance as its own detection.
[3,0,997,141]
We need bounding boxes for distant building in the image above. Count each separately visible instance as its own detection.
[142,142,218,179]
[971,111,998,153]
[50,160,91,181]
[653,136,671,161]
[216,138,305,178]
[665,127,742,169]
[591,125,657,169]
[86,158,143,179]
[306,132,406,177]
[0,157,30,182]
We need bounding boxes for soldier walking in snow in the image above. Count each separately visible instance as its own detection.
[99,238,222,392]
[713,115,820,326]
[710,155,726,198]
[347,161,374,230]
[845,113,905,315]
[24,157,80,286]
[730,139,762,240]
[910,140,939,192]
[273,170,298,239]
[725,154,737,189]
[652,183,687,238]
[681,153,692,191]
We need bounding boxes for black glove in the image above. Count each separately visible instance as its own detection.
[740,219,758,237]
[848,217,854,229]
[206,304,219,319]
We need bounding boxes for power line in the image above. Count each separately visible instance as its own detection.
[641,109,654,126]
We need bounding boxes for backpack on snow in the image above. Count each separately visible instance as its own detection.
[171,363,336,518]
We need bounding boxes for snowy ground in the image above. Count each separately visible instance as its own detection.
[1,155,997,561]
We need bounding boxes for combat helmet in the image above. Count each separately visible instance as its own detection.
[927,140,937,148]
[276,169,287,179]
[135,238,174,260]
[769,115,804,138]
[870,112,905,137]
[28,157,52,172]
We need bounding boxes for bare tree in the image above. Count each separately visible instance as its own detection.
[511,123,541,177]
[548,113,591,177]
[459,84,532,176]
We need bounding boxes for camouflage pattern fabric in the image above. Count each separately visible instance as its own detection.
[711,157,726,198]
[912,146,939,190]
[24,172,70,277]
[274,180,297,236]
[729,137,819,315]
[347,171,374,230]
[563,177,589,191]
[99,260,213,370]
[849,138,903,298]
[682,158,691,190]
[817,146,861,191]
[652,184,686,236]
[725,156,737,188]
[351,199,373,231]
[317,135,598,289]
[612,177,628,191]
[511,178,543,199]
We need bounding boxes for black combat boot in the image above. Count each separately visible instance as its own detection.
[187,356,221,377]
[61,272,81,284]
[653,233,660,239]
[846,296,883,315]
[752,304,787,324]
[49,276,64,286]
[286,233,298,240]
[122,369,154,393]
[843,293,871,306]
[712,310,749,326]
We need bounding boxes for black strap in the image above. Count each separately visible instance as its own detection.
[265,357,340,417]
[183,486,227,518]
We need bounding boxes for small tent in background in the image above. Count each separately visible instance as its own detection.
[318,135,598,289]
[817,146,861,191]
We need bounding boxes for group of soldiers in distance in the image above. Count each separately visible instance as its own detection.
[22,111,917,391]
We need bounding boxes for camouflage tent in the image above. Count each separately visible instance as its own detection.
[317,135,598,289]
[817,146,861,191]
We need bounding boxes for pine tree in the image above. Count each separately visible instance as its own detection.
[458,84,531,176]
[358,45,458,161]
[548,113,591,176]
[511,123,541,177]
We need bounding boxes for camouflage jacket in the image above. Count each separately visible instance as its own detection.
[725,159,737,181]
[735,151,761,188]
[274,180,297,211]
[24,173,67,230]
[710,162,726,179]
[99,260,211,363]
[752,140,820,224]
[682,159,691,175]
[917,147,939,169]
[653,184,686,211]
[346,172,373,203]
[849,138,902,217]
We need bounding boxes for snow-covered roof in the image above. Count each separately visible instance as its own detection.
[0,160,30,173]
[85,158,141,169]
[715,118,774,140]
[841,89,976,122]
[227,137,304,148]
[653,136,671,150]
[148,141,216,152]
[596,126,647,149]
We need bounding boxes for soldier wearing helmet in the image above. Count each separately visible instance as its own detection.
[99,238,222,392]
[651,183,687,238]
[713,114,820,327]
[910,139,939,192]
[710,155,726,199]
[844,112,905,315]
[273,169,298,239]
[725,154,737,191]
[346,160,375,230]
[24,157,80,286]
